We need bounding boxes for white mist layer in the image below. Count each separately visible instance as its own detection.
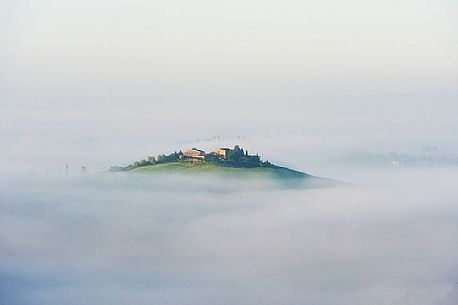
[1,168,458,305]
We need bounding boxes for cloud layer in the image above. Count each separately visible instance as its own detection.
[1,169,458,305]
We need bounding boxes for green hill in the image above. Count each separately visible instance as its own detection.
[127,161,341,188]
[130,161,304,177]
[108,146,344,188]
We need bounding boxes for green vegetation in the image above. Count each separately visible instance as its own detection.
[108,145,343,186]
[106,145,349,187]
[109,145,273,172]
[129,161,310,179]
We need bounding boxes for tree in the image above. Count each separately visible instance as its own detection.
[232,145,243,161]
[157,154,166,163]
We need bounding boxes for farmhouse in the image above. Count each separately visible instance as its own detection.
[110,145,264,171]
[182,147,232,162]
[183,148,205,157]
[180,146,260,166]
[212,148,231,159]
[183,148,228,157]
[182,148,206,161]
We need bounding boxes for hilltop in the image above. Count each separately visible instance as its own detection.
[110,145,267,171]
[109,145,342,187]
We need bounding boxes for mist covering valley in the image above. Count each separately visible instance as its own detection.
[2,0,458,304]
[2,98,458,305]
[2,158,458,305]
[2,88,458,305]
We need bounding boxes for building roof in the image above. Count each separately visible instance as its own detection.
[191,148,205,153]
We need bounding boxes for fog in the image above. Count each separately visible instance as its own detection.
[2,0,458,174]
[2,0,458,304]
[1,168,458,305]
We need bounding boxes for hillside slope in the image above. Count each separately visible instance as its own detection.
[128,162,342,188]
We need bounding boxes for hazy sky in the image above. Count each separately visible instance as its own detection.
[2,0,457,97]
[1,0,458,172]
